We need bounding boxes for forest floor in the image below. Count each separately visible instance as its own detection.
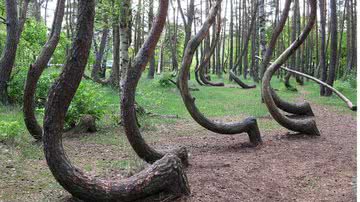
[0,78,357,201]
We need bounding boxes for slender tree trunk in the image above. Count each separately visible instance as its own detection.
[319,0,327,95]
[259,0,266,79]
[109,23,120,87]
[23,0,66,140]
[119,0,131,91]
[0,0,30,105]
[91,19,110,80]
[324,0,337,96]
[147,0,156,79]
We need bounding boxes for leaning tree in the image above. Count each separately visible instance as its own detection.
[42,0,190,200]
[197,10,225,87]
[261,0,320,136]
[121,0,189,165]
[178,0,262,146]
[23,0,66,141]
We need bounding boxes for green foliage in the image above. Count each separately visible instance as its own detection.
[9,67,107,129]
[158,72,174,87]
[16,18,47,66]
[51,32,71,65]
[8,67,60,105]
[65,80,107,128]
[0,121,22,143]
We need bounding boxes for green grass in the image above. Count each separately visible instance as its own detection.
[0,71,357,156]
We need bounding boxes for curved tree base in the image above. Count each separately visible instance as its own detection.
[194,69,204,86]
[42,1,191,200]
[229,71,256,89]
[199,72,224,87]
[178,0,262,146]
[261,0,320,137]
[271,88,315,116]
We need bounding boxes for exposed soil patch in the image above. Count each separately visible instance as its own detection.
[168,103,356,201]
[0,103,356,201]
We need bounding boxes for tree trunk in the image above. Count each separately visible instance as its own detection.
[119,0,131,91]
[147,0,156,79]
[178,0,262,146]
[43,1,190,200]
[319,0,327,95]
[121,0,189,165]
[199,10,224,87]
[258,0,266,79]
[0,0,30,105]
[109,23,120,87]
[324,0,337,96]
[91,20,110,81]
[262,0,320,136]
[23,0,66,141]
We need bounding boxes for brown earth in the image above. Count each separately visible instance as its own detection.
[0,103,356,201]
[170,103,357,202]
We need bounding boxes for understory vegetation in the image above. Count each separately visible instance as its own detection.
[0,70,356,148]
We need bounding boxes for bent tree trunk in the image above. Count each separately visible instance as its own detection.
[121,0,189,165]
[256,0,315,117]
[178,0,262,145]
[280,66,356,111]
[23,0,66,141]
[199,11,224,87]
[229,71,256,89]
[43,0,190,201]
[262,0,320,136]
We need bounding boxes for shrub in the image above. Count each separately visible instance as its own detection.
[8,67,107,128]
[8,67,59,105]
[0,121,22,143]
[158,72,174,88]
[65,80,107,128]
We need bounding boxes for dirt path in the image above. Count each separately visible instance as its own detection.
[0,103,356,201]
[153,103,356,202]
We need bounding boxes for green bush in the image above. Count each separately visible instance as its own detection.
[8,67,59,105]
[65,80,107,128]
[158,72,174,88]
[0,121,22,143]
[347,74,357,89]
[8,67,107,128]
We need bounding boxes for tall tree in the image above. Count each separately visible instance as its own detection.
[147,0,156,79]
[258,0,267,79]
[319,0,327,96]
[23,0,66,140]
[0,0,30,105]
[119,0,132,91]
[324,0,337,96]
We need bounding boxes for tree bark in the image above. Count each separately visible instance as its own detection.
[319,0,327,95]
[109,23,120,87]
[178,0,262,146]
[23,0,66,141]
[147,0,156,79]
[119,0,132,91]
[199,11,224,87]
[0,0,30,105]
[91,19,110,81]
[258,0,266,79]
[324,0,337,96]
[121,0,189,165]
[43,0,190,200]
[262,0,320,136]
